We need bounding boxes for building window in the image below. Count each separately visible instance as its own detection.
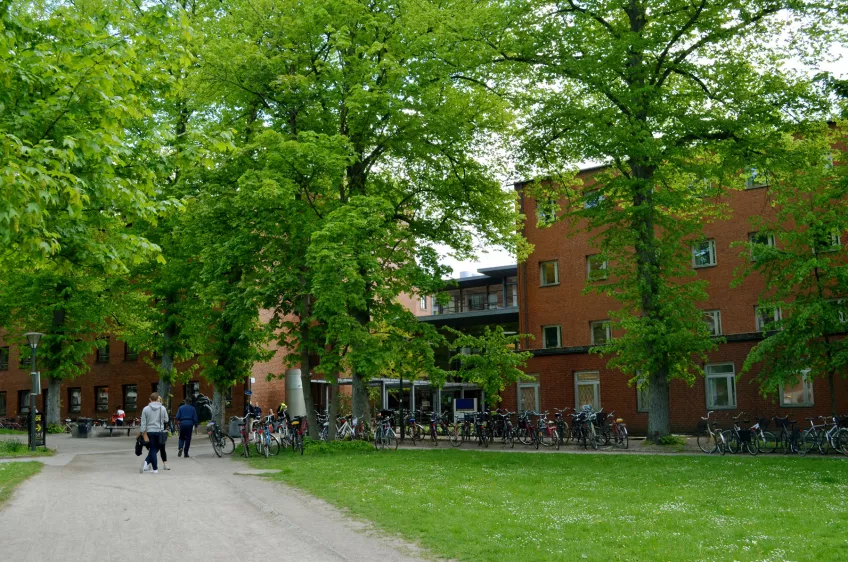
[590,321,611,345]
[151,382,159,395]
[95,386,109,412]
[184,380,200,402]
[536,198,557,225]
[705,363,736,409]
[68,388,81,414]
[124,343,138,361]
[692,239,717,268]
[518,379,540,413]
[467,293,485,311]
[96,339,110,363]
[704,310,722,336]
[587,255,608,281]
[542,325,562,349]
[636,376,649,413]
[19,346,31,369]
[18,389,31,414]
[583,190,604,209]
[745,167,768,189]
[830,299,847,323]
[0,391,6,416]
[748,232,775,261]
[123,384,138,412]
[812,228,841,254]
[575,371,601,410]
[780,371,814,407]
[755,306,782,332]
[0,346,8,370]
[540,261,559,286]
[419,296,427,311]
[224,386,233,408]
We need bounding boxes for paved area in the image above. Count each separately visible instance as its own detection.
[0,434,431,562]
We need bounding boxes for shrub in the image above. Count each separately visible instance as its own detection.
[0,439,25,454]
[47,424,65,434]
[657,435,686,447]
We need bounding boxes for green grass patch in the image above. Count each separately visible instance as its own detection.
[241,449,848,561]
[0,439,53,458]
[0,429,27,435]
[0,462,42,505]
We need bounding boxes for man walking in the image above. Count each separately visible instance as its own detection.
[139,392,168,474]
[176,400,198,458]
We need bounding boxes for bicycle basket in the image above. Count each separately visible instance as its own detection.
[696,419,707,432]
[774,417,790,429]
[737,429,752,443]
[839,416,848,428]
[757,418,770,429]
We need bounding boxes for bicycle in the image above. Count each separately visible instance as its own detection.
[553,408,570,445]
[722,412,758,455]
[335,414,356,441]
[496,410,516,448]
[233,414,254,458]
[289,415,305,455]
[451,413,474,447]
[373,409,398,450]
[206,420,235,457]
[696,411,727,455]
[748,417,777,454]
[770,414,801,454]
[606,411,628,449]
[473,411,489,448]
[516,411,536,446]
[255,415,281,458]
[800,415,848,456]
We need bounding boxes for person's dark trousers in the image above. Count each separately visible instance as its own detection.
[116,419,123,426]
[145,433,161,471]
[179,424,193,456]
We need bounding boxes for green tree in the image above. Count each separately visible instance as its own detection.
[200,0,520,428]
[735,128,848,414]
[446,326,533,407]
[468,0,844,438]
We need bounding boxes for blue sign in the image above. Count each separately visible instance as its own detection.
[244,390,252,396]
[455,398,475,410]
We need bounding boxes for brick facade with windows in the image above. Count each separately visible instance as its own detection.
[510,169,848,434]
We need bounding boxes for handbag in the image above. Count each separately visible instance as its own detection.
[158,408,168,445]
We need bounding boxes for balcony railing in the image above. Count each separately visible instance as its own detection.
[432,300,518,316]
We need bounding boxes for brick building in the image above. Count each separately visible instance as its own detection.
[499,167,848,433]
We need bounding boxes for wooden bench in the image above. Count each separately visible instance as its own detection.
[101,425,134,437]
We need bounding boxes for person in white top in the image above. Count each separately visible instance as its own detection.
[115,407,126,426]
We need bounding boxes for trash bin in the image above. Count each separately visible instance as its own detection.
[228,417,243,439]
[77,418,93,438]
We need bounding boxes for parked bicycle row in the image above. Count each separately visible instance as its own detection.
[698,411,848,456]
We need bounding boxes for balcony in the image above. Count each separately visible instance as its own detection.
[419,300,519,328]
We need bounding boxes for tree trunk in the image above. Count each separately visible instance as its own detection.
[157,321,175,410]
[647,369,670,442]
[351,369,369,426]
[47,375,61,425]
[299,296,318,439]
[212,383,226,427]
[328,378,340,441]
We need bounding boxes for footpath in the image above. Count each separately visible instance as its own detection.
[0,433,430,562]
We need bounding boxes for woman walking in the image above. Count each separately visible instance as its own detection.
[138,392,168,474]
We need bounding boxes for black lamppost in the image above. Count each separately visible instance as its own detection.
[24,332,43,452]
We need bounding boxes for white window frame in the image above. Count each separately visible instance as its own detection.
[541,325,562,349]
[830,299,846,323]
[540,261,559,286]
[636,376,649,413]
[692,239,717,268]
[590,321,612,345]
[419,296,427,310]
[813,228,841,254]
[574,371,601,410]
[517,380,540,413]
[748,232,775,261]
[586,255,609,281]
[779,370,814,407]
[755,306,782,332]
[704,310,722,336]
[705,363,737,410]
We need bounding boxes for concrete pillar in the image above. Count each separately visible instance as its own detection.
[285,369,307,417]
[381,380,387,409]
[435,387,442,415]
[411,382,416,414]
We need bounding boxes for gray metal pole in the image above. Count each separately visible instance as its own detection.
[30,347,36,452]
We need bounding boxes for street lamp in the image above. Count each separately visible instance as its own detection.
[24,332,43,452]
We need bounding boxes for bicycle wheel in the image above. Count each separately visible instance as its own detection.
[745,435,759,456]
[697,431,717,454]
[449,425,461,447]
[298,433,304,455]
[818,432,831,456]
[268,435,280,455]
[552,429,560,450]
[242,436,250,458]
[539,427,554,448]
[589,428,599,450]
[759,431,777,454]
[387,429,398,450]
[799,430,816,456]
[503,427,515,448]
[716,433,726,455]
[211,434,223,458]
[255,437,264,456]
[721,430,739,454]
[616,427,629,449]
[221,435,235,455]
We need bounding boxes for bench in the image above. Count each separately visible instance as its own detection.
[101,425,134,437]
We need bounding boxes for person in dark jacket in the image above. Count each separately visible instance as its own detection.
[176,400,199,458]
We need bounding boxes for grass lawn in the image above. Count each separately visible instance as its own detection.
[0,429,27,435]
[243,448,848,561]
[0,462,42,506]
[0,440,53,459]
